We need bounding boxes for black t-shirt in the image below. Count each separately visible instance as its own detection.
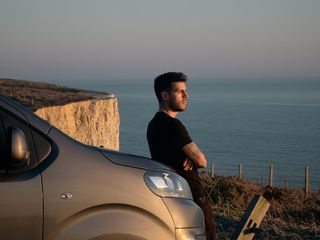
[147,112,207,204]
[147,111,192,171]
[147,111,204,188]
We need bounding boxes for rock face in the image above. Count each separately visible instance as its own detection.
[35,97,120,150]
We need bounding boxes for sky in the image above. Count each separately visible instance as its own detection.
[1,0,320,81]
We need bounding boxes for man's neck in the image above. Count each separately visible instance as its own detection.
[159,107,178,118]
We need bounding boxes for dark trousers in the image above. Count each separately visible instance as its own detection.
[179,171,217,240]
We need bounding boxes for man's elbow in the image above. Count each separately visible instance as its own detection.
[199,155,207,168]
[201,161,207,169]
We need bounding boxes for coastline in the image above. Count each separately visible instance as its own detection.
[1,77,319,239]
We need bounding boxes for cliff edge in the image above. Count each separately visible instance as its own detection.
[0,78,119,150]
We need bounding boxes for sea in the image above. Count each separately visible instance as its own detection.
[54,78,320,190]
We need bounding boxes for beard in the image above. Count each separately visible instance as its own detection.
[168,100,187,112]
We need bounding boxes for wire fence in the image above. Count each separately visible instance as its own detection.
[206,162,317,195]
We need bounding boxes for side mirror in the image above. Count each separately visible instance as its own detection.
[9,127,30,167]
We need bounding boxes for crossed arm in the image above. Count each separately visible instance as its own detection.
[182,142,207,171]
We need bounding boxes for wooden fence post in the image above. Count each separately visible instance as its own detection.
[305,166,310,198]
[211,162,214,178]
[269,165,273,187]
[231,191,271,240]
[239,164,243,180]
[284,179,287,190]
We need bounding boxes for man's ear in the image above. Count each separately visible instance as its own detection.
[161,91,169,101]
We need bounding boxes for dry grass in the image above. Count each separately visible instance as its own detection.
[0,78,112,111]
[200,173,320,239]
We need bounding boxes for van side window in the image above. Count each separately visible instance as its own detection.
[0,113,6,171]
[0,108,38,173]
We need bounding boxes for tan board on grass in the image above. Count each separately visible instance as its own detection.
[231,193,271,240]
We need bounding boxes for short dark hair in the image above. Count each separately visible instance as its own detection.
[154,72,187,102]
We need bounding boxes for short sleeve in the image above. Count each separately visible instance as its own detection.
[170,119,193,148]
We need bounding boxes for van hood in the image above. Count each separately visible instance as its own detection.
[99,149,173,171]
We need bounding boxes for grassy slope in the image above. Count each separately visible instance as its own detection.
[200,174,320,239]
[0,78,111,111]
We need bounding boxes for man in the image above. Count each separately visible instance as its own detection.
[147,72,217,240]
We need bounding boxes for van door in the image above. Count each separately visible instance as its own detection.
[0,107,42,240]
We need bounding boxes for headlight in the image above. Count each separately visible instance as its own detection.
[144,170,193,199]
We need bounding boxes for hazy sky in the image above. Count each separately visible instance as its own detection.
[1,0,320,81]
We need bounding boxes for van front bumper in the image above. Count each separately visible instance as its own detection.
[176,228,206,240]
[162,198,207,240]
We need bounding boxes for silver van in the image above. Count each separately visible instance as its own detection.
[0,93,206,240]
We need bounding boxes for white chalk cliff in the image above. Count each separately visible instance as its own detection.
[35,96,120,150]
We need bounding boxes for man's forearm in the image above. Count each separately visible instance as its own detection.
[182,142,207,168]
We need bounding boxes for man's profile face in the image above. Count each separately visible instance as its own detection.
[166,81,188,112]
